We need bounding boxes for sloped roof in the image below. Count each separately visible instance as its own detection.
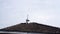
[0,22,60,33]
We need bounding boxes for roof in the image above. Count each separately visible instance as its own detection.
[0,22,60,33]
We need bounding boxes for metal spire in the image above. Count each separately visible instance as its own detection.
[26,15,29,24]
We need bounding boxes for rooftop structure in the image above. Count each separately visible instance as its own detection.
[0,22,60,33]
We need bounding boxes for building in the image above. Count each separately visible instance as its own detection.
[0,17,60,33]
[0,22,60,33]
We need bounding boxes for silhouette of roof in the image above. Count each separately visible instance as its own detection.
[0,22,60,33]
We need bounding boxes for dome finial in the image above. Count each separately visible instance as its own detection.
[26,14,29,24]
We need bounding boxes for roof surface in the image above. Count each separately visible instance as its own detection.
[0,22,60,33]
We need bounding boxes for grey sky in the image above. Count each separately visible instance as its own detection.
[0,0,60,28]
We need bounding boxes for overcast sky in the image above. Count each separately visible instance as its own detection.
[0,0,60,29]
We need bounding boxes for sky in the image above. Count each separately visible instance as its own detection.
[0,0,60,29]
